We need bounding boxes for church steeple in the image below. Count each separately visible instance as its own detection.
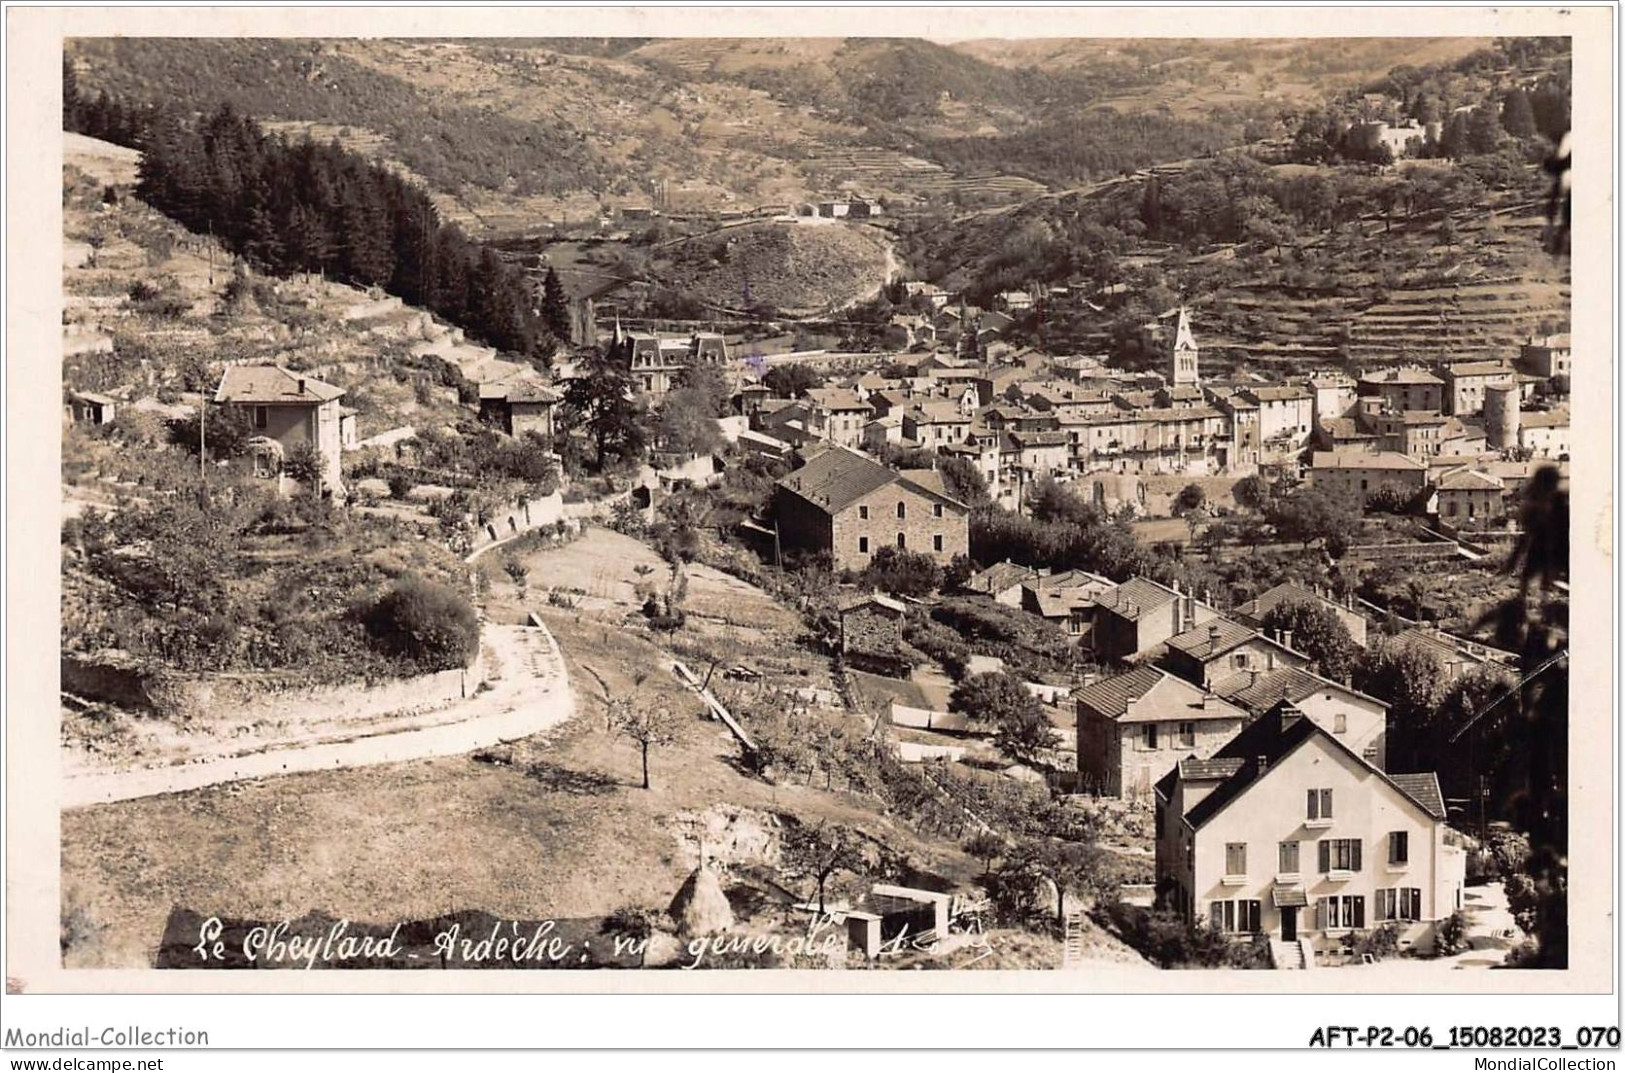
[1169,306,1199,386]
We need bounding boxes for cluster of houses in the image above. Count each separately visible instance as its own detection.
[827,533,1500,961]
[741,310,1569,541]
[1309,335,1570,529]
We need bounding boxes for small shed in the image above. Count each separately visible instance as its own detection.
[67,390,117,426]
[837,591,909,675]
[845,884,953,959]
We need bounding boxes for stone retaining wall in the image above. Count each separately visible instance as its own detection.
[63,645,487,725]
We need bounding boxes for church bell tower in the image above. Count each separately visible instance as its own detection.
[1169,306,1199,386]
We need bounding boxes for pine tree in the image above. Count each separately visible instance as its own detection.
[1466,99,1504,155]
[1500,88,1538,141]
[1439,111,1473,160]
[541,265,570,341]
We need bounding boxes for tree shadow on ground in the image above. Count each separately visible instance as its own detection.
[524,760,621,796]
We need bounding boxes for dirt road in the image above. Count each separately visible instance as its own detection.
[60,622,574,809]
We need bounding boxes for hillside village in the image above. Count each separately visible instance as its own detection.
[58,37,1569,974]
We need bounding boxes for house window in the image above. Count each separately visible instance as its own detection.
[933,503,944,518]
[1307,788,1333,821]
[1178,721,1196,747]
[933,534,944,552]
[1317,894,1366,930]
[1142,723,1158,750]
[254,405,268,430]
[1209,899,1262,934]
[1232,653,1248,669]
[1374,888,1422,921]
[897,501,906,519]
[1334,713,1348,734]
[1318,838,1362,873]
[1389,831,1409,865]
[1225,843,1247,877]
[859,505,869,520]
[858,536,869,554]
[1279,840,1300,874]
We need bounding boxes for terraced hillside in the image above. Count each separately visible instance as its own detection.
[60,133,478,445]
[1198,197,1568,368]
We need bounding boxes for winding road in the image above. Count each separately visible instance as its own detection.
[61,621,575,809]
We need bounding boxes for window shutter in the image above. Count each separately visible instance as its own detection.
[1306,789,1317,819]
[1353,897,1366,929]
[1318,840,1330,873]
[1352,839,1362,872]
[1210,901,1222,929]
[1325,788,1333,817]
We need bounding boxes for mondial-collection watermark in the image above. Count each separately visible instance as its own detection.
[3,1027,209,1048]
[1473,1061,1617,1072]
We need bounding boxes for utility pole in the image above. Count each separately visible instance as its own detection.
[199,395,206,479]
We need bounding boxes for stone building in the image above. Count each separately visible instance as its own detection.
[773,447,969,571]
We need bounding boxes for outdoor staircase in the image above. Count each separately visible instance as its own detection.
[1269,938,1311,970]
[1061,909,1087,970]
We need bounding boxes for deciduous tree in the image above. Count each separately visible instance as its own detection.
[781,821,868,916]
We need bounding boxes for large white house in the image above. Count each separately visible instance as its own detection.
[1155,702,1465,962]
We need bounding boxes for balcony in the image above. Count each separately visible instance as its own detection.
[1274,871,1302,886]
[1220,873,1247,887]
[1302,817,1333,830]
[1325,869,1354,882]
[1385,859,1410,874]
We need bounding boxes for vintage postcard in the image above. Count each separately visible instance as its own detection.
[3,5,1615,1033]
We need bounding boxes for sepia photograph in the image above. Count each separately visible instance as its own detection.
[46,22,1584,976]
[2,8,1615,1059]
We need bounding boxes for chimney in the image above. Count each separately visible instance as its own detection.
[1248,669,1261,688]
[1172,595,1185,635]
[1208,623,1221,649]
[297,377,307,394]
[1266,650,1277,671]
[1281,630,1294,651]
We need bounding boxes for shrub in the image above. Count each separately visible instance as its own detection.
[1098,902,1251,968]
[283,442,325,488]
[1503,872,1540,934]
[903,616,969,679]
[387,472,414,500]
[1348,922,1402,961]
[858,546,942,598]
[503,558,529,592]
[1434,910,1468,956]
[362,574,479,671]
